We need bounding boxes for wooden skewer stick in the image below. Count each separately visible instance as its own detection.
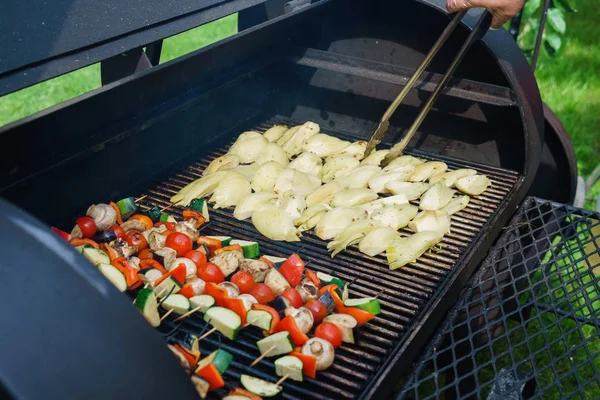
[250,345,276,367]
[135,194,148,202]
[160,308,175,321]
[275,374,289,386]
[374,289,385,299]
[160,203,174,212]
[174,306,203,322]
[198,327,218,341]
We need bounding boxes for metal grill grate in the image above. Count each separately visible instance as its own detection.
[397,197,600,400]
[135,117,518,399]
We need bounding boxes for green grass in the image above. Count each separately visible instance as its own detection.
[0,8,597,209]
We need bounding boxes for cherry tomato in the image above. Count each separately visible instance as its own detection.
[281,287,303,308]
[106,225,126,240]
[126,231,148,251]
[231,271,255,294]
[304,299,327,324]
[184,250,207,268]
[314,322,343,348]
[76,216,97,238]
[165,232,192,256]
[197,262,225,284]
[138,249,154,260]
[249,283,275,304]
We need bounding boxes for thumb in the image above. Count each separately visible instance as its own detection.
[447,0,473,12]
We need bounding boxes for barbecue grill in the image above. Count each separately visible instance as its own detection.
[0,0,551,399]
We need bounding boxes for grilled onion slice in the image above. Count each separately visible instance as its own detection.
[305,181,343,207]
[209,171,251,209]
[274,169,322,197]
[294,204,331,232]
[288,152,323,176]
[368,166,416,193]
[263,124,289,142]
[233,192,279,220]
[371,204,418,230]
[327,219,381,257]
[455,175,492,195]
[335,165,381,189]
[384,181,431,200]
[252,204,301,242]
[315,207,368,240]
[409,161,448,182]
[419,181,456,210]
[359,227,401,257]
[408,210,451,234]
[386,231,444,269]
[280,121,320,157]
[302,133,350,158]
[429,169,477,187]
[229,135,268,164]
[251,161,284,193]
[203,154,240,176]
[360,149,389,166]
[257,142,289,167]
[331,188,378,208]
[170,171,229,206]
[320,155,360,183]
[441,195,470,215]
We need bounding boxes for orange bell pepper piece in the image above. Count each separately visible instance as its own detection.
[139,258,166,274]
[70,238,100,249]
[109,202,123,225]
[289,351,317,379]
[196,363,224,391]
[213,244,243,256]
[203,282,228,307]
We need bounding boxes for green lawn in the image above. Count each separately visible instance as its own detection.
[0,8,597,207]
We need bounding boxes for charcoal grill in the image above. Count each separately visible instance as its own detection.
[0,0,546,399]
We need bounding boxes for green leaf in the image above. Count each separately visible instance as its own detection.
[518,18,540,51]
[523,0,542,18]
[545,32,562,52]
[553,0,577,13]
[547,8,566,34]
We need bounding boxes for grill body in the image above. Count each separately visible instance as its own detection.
[0,1,544,399]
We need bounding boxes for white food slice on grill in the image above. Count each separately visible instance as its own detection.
[294,203,331,231]
[429,168,477,186]
[306,181,343,206]
[256,142,289,167]
[382,155,424,172]
[233,192,279,220]
[360,149,389,166]
[231,163,259,181]
[314,206,368,240]
[409,161,448,182]
[335,165,381,189]
[408,210,451,234]
[419,180,456,210]
[455,175,492,195]
[280,121,320,157]
[331,188,378,207]
[360,194,409,215]
[359,227,401,257]
[320,154,360,183]
[327,219,382,257]
[332,140,368,160]
[252,204,301,242]
[386,230,445,269]
[209,171,251,209]
[371,203,418,230]
[384,181,431,200]
[203,154,240,176]
[228,134,268,164]
[288,151,323,176]
[277,125,301,147]
[252,161,284,192]
[302,133,350,158]
[276,192,307,221]
[170,170,229,206]
[368,166,416,193]
[274,169,322,197]
[440,195,470,215]
[263,124,288,142]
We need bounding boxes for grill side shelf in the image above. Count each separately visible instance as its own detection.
[136,117,519,400]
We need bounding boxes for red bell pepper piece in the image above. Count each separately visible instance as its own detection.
[279,254,305,287]
[154,264,186,286]
[182,210,206,229]
[326,285,345,310]
[228,388,263,400]
[196,236,222,256]
[223,297,247,325]
[139,258,167,274]
[109,201,123,225]
[305,269,321,288]
[275,315,309,346]
[112,257,142,290]
[51,227,71,242]
[196,363,224,391]
[338,306,375,326]
[289,351,317,379]
[213,244,243,256]
[177,285,196,299]
[154,221,175,231]
[259,256,275,269]
[70,238,100,249]
[173,343,199,366]
[251,304,280,334]
[204,282,228,307]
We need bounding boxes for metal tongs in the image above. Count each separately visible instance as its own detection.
[365,10,493,164]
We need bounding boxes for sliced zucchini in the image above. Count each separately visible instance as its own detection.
[116,197,137,219]
[207,236,232,246]
[257,331,294,357]
[135,288,160,327]
[275,355,303,382]
[344,297,381,315]
[204,306,242,340]
[83,248,110,265]
[230,239,260,259]
[324,313,358,344]
[240,375,283,397]
[74,244,91,254]
[154,276,182,298]
[140,268,163,285]
[189,198,211,222]
[247,309,273,331]
[97,263,127,292]
[316,271,335,285]
[204,349,233,374]
[189,295,215,312]
[161,294,190,315]
[261,255,287,268]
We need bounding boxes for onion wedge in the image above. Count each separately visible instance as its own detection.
[429,169,477,186]
[334,140,367,160]
[209,171,251,209]
[409,162,448,182]
[170,171,229,206]
[305,181,343,207]
[233,192,279,220]
[408,210,451,234]
[327,219,381,257]
[263,125,288,142]
[288,152,323,176]
[251,161,284,193]
[359,227,401,257]
[382,155,424,172]
[371,204,418,230]
[229,135,268,164]
[232,163,259,181]
[294,204,331,232]
[315,207,368,240]
[361,194,409,215]
[368,166,416,193]
[252,204,301,242]
[419,181,456,210]
[276,126,300,146]
[302,133,350,158]
[386,231,444,269]
[384,181,431,200]
[276,193,307,221]
[203,154,240,176]
[455,175,492,195]
[257,142,289,167]
[274,169,322,197]
[320,155,360,183]
[280,121,320,157]
[360,149,389,166]
[331,188,378,208]
[335,165,381,189]
[440,195,470,215]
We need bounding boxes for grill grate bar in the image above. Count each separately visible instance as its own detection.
[135,116,518,399]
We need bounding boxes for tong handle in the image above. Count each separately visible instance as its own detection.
[383,10,493,164]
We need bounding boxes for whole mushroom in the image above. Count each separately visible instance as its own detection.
[302,337,335,371]
[86,203,117,231]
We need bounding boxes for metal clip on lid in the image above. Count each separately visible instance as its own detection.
[364,10,493,164]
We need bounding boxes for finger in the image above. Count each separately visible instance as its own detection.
[491,13,512,28]
[447,0,472,12]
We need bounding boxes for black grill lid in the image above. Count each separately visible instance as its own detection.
[0,0,268,96]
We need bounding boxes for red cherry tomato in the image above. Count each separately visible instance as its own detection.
[314,322,343,348]
[126,231,148,251]
[281,287,303,308]
[76,216,97,238]
[304,299,327,324]
[165,232,192,256]
[106,225,126,240]
[249,283,275,304]
[197,262,225,284]
[230,271,255,294]
[184,250,207,268]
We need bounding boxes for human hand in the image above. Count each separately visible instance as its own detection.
[446,0,526,28]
